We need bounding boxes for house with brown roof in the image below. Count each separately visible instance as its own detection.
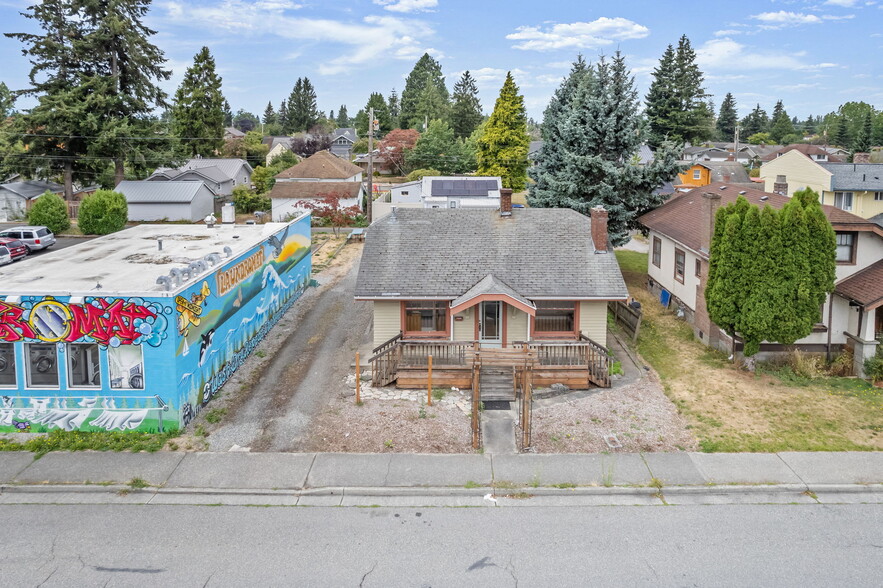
[760,143,844,164]
[638,183,883,376]
[269,150,365,221]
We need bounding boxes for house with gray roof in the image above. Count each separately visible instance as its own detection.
[117,181,216,222]
[147,158,253,197]
[330,128,357,159]
[0,180,64,221]
[356,192,627,392]
[386,176,502,209]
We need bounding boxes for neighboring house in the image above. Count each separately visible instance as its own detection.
[0,180,64,221]
[760,143,843,164]
[419,176,502,209]
[355,194,628,392]
[684,143,782,167]
[677,161,751,188]
[388,180,423,204]
[353,150,394,175]
[760,149,883,219]
[224,127,245,140]
[528,140,543,164]
[117,181,216,222]
[263,136,294,165]
[268,150,365,221]
[330,128,357,159]
[147,158,253,197]
[638,182,883,376]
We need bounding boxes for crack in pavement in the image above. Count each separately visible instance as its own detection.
[359,562,377,587]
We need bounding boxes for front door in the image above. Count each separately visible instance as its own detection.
[479,301,502,348]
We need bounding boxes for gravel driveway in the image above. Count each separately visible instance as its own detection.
[198,243,371,451]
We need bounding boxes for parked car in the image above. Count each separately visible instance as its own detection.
[0,238,29,261]
[0,226,56,252]
[0,244,12,266]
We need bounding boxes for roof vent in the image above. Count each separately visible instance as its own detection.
[760,195,769,201]
[738,191,746,195]
[718,185,727,190]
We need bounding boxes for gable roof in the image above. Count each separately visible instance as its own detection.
[638,182,881,255]
[691,161,751,184]
[0,180,64,200]
[450,274,536,315]
[426,177,501,198]
[275,150,363,180]
[116,181,211,204]
[835,259,883,310]
[268,181,362,200]
[152,158,252,183]
[355,208,628,301]
[819,162,883,191]
[333,128,357,142]
[224,127,245,138]
[761,143,844,163]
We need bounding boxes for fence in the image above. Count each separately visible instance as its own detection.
[609,300,642,342]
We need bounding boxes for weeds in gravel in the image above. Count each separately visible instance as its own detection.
[129,477,149,489]
[384,439,394,448]
[418,406,427,419]
[194,425,208,438]
[494,480,517,490]
[0,429,176,457]
[205,409,227,424]
[255,350,266,358]
[601,459,615,487]
[432,388,446,402]
[529,474,541,488]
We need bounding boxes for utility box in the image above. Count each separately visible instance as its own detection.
[221,202,235,224]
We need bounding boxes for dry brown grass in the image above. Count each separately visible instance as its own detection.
[616,250,883,452]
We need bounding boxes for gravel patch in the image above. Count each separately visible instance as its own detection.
[530,372,698,453]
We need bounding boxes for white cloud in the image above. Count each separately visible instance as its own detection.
[824,0,858,6]
[455,67,527,85]
[157,2,438,75]
[506,17,649,51]
[750,11,822,28]
[714,29,742,36]
[373,0,437,13]
[696,38,838,72]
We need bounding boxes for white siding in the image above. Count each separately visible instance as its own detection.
[507,306,528,346]
[647,231,701,310]
[127,202,193,222]
[272,196,361,222]
[579,301,607,347]
[372,301,401,347]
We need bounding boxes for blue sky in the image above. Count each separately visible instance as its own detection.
[1,0,882,123]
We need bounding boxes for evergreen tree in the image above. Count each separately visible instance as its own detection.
[172,46,225,157]
[400,53,449,129]
[873,113,883,148]
[769,100,795,144]
[716,93,738,141]
[223,99,233,126]
[414,83,449,130]
[407,119,463,174]
[353,109,368,136]
[450,71,483,139]
[335,105,349,128]
[644,44,678,146]
[852,110,873,153]
[476,72,529,191]
[263,101,276,125]
[740,104,769,137]
[364,92,391,135]
[0,82,14,117]
[740,205,784,356]
[287,77,319,133]
[528,53,683,245]
[387,88,400,128]
[833,117,851,149]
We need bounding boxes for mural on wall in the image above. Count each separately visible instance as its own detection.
[0,216,312,434]
[175,221,311,426]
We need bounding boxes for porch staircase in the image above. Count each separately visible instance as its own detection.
[475,347,535,403]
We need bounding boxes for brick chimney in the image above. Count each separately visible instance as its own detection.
[853,152,871,164]
[700,192,721,254]
[590,206,609,253]
[500,188,512,217]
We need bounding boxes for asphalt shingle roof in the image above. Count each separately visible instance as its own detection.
[819,163,883,191]
[268,181,362,200]
[275,150,362,180]
[355,208,628,300]
[835,259,883,310]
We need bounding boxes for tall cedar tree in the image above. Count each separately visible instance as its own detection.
[6,0,91,197]
[263,102,276,124]
[852,110,873,154]
[0,82,14,117]
[740,104,769,137]
[223,99,232,126]
[450,71,483,139]
[528,53,683,245]
[706,190,834,356]
[363,92,391,136]
[645,36,712,146]
[716,93,738,141]
[833,118,851,149]
[476,72,529,191]
[278,99,289,131]
[172,47,225,157]
[287,77,319,133]
[769,100,795,144]
[400,53,449,129]
[387,89,400,128]
[76,0,171,186]
[335,105,349,128]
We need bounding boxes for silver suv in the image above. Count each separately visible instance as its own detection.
[0,226,57,252]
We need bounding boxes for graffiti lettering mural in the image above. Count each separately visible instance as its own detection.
[0,297,164,346]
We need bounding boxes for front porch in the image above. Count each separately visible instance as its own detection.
[369,334,611,397]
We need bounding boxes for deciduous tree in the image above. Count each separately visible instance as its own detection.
[378,128,419,175]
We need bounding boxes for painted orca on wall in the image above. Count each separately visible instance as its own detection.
[198,328,215,366]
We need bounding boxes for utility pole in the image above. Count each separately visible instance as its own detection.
[367,107,374,224]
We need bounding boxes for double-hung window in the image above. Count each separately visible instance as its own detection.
[674,249,686,284]
[835,232,856,264]
[834,191,853,211]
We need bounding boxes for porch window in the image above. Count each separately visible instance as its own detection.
[652,237,661,268]
[674,249,686,284]
[0,343,16,387]
[834,191,853,211]
[835,232,856,264]
[534,301,576,335]
[403,301,448,335]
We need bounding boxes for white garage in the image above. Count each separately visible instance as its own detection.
[117,181,216,222]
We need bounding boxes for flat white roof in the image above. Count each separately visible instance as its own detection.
[0,219,305,297]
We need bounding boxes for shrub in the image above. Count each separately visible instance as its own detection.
[78,189,127,235]
[27,191,70,234]
[406,168,440,182]
[788,350,824,379]
[232,185,270,214]
[864,356,883,382]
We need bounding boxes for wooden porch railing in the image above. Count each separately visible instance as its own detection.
[400,340,476,367]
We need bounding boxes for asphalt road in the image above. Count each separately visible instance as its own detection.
[0,222,93,262]
[0,503,880,586]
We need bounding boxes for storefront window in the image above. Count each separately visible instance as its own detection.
[26,343,59,388]
[108,346,144,389]
[534,301,576,333]
[0,343,16,387]
[404,301,448,334]
[68,343,101,388]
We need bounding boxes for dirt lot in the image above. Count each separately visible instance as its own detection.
[617,250,883,452]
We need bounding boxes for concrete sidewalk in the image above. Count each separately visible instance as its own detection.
[1,451,881,507]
